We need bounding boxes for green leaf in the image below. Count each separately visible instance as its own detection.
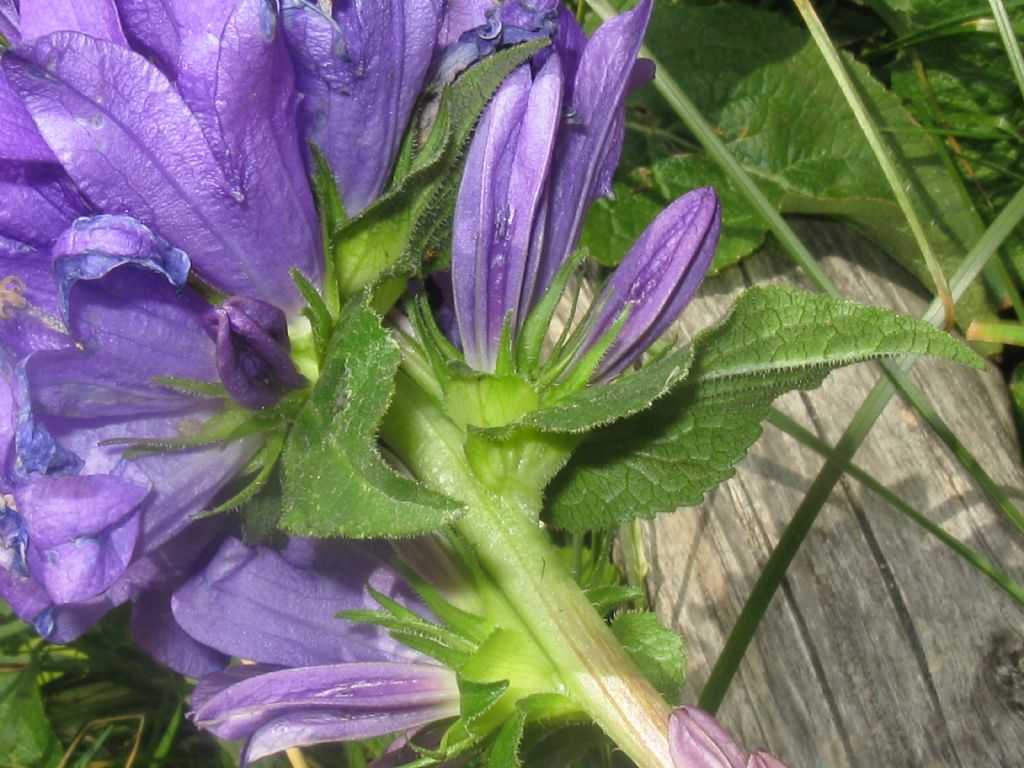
[596,4,997,325]
[279,298,460,538]
[0,665,61,768]
[437,677,511,758]
[332,39,549,294]
[515,345,693,434]
[611,611,685,705]
[547,285,981,531]
[585,585,645,616]
[488,707,528,768]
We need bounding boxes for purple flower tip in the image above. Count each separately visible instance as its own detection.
[203,296,307,410]
[669,706,747,768]
[746,749,791,768]
[587,186,721,381]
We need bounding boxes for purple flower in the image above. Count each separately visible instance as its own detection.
[669,707,790,768]
[0,0,323,639]
[582,187,721,381]
[281,0,445,216]
[155,536,460,764]
[451,0,691,376]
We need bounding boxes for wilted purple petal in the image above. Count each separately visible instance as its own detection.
[204,296,307,410]
[282,0,442,215]
[585,187,721,380]
[4,31,315,310]
[190,662,460,762]
[19,0,128,45]
[453,56,562,371]
[523,0,653,309]
[15,472,149,603]
[27,255,215,419]
[746,750,791,768]
[669,707,747,768]
[173,537,429,668]
[52,214,189,317]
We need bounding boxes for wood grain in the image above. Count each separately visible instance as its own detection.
[644,222,1024,767]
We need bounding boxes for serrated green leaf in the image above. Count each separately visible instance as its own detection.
[514,345,693,434]
[436,677,511,758]
[488,707,527,768]
[0,665,61,768]
[585,585,645,616]
[279,298,460,538]
[611,611,685,705]
[547,285,981,531]
[332,39,549,293]
[599,4,998,325]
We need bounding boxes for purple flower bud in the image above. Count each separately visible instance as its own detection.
[746,749,791,768]
[669,707,747,768]
[204,296,307,410]
[452,57,563,372]
[583,187,721,381]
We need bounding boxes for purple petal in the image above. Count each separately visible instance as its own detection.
[27,248,216,419]
[190,662,459,757]
[113,0,180,75]
[173,537,430,668]
[204,295,307,410]
[669,707,747,768]
[0,71,57,162]
[16,472,149,603]
[283,0,442,215]
[586,187,721,380]
[0,163,86,245]
[0,244,73,359]
[19,0,128,45]
[523,0,652,308]
[452,57,562,371]
[4,31,316,310]
[437,0,492,47]
[131,585,230,679]
[746,750,791,768]
[52,214,190,317]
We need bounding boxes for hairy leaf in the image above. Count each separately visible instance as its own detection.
[547,285,981,531]
[280,298,459,537]
[612,611,686,704]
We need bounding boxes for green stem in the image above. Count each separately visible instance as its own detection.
[383,371,674,768]
[793,0,955,326]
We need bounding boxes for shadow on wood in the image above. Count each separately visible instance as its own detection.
[645,221,1024,767]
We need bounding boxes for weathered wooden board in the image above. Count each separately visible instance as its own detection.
[644,222,1024,767]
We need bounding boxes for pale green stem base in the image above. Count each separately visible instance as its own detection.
[383,371,675,768]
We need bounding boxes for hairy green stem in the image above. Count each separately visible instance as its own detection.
[383,371,674,768]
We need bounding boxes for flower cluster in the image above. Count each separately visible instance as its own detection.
[0,0,767,765]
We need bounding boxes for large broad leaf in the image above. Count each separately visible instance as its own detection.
[582,4,996,325]
[546,285,981,531]
[279,299,459,538]
[0,663,61,768]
